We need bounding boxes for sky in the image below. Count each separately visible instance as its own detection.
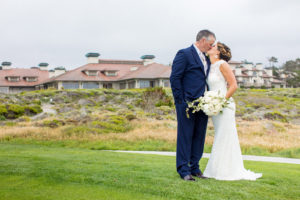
[0,0,300,70]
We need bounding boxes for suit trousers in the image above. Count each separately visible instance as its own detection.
[175,103,208,178]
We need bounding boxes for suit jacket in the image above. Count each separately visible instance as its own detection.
[170,45,211,104]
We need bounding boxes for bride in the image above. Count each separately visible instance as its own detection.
[203,42,262,181]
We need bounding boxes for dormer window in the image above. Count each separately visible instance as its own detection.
[6,76,20,82]
[101,70,118,77]
[130,66,138,71]
[25,77,38,82]
[86,70,98,76]
[83,70,99,76]
[106,71,117,76]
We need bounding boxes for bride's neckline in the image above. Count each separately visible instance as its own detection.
[211,60,223,65]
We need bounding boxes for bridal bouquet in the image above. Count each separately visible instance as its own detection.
[186,91,230,118]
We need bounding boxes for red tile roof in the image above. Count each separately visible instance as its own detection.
[235,72,251,77]
[272,79,285,83]
[242,68,262,72]
[228,60,242,64]
[0,68,50,87]
[44,60,171,83]
[119,63,171,80]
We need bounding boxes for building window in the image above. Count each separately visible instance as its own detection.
[62,82,79,89]
[119,82,126,89]
[0,87,9,93]
[103,83,113,89]
[253,71,257,76]
[7,77,20,82]
[163,80,170,87]
[105,71,117,77]
[128,81,135,89]
[150,81,155,88]
[26,77,37,82]
[87,71,98,76]
[140,80,150,88]
[82,82,99,89]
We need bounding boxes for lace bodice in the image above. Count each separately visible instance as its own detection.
[207,60,227,96]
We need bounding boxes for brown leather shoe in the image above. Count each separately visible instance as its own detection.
[192,172,208,179]
[183,175,196,181]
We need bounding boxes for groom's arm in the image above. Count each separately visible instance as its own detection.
[170,50,187,104]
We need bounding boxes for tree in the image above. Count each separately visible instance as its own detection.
[286,71,300,88]
[268,56,278,67]
[282,58,300,87]
[268,57,279,78]
[282,58,300,72]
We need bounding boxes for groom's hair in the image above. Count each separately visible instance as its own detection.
[196,30,215,41]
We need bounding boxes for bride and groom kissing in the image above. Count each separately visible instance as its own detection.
[170,29,262,181]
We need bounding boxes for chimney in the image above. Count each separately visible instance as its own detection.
[54,66,66,77]
[49,69,55,78]
[39,63,49,71]
[141,55,155,66]
[256,63,263,70]
[85,52,100,64]
[1,61,12,70]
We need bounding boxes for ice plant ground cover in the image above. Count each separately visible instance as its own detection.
[186,91,230,118]
[0,88,300,158]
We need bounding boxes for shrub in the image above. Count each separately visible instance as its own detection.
[140,87,174,110]
[0,115,6,121]
[125,113,137,121]
[19,116,31,122]
[106,107,117,112]
[264,111,288,122]
[0,104,8,119]
[157,106,173,115]
[91,115,132,133]
[33,99,42,105]
[127,104,134,110]
[43,119,65,128]
[6,104,25,119]
[24,105,43,116]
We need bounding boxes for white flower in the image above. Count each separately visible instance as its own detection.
[185,90,231,118]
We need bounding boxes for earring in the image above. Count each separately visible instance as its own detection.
[214,55,219,58]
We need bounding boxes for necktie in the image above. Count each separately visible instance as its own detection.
[200,53,207,75]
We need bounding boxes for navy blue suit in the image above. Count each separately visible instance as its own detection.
[170,45,210,178]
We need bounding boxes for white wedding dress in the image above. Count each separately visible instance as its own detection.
[203,60,262,181]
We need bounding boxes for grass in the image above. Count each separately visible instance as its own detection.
[1,119,300,158]
[0,143,299,200]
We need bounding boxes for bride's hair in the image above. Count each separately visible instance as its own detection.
[217,42,232,62]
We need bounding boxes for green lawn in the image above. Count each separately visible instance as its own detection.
[0,144,299,200]
[3,138,300,159]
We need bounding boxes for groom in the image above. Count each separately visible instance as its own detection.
[170,30,216,181]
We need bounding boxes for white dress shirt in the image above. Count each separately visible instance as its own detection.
[193,44,208,75]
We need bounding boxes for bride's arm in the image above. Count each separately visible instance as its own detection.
[219,62,238,99]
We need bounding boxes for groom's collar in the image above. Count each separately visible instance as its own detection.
[193,43,204,56]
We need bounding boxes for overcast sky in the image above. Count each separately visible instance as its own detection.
[1,0,300,70]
